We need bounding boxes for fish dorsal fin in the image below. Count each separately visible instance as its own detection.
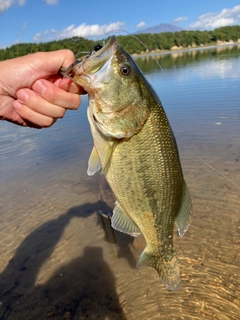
[111,201,141,237]
[175,181,193,237]
[87,146,101,176]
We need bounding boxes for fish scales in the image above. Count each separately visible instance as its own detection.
[90,100,184,289]
[107,106,183,241]
[65,35,192,290]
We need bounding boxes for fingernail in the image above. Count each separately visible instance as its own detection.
[17,89,29,103]
[33,80,47,95]
[13,100,22,111]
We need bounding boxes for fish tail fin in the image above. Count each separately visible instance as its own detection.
[136,248,181,290]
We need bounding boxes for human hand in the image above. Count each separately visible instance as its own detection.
[0,50,84,128]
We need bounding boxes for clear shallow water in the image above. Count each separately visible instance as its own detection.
[0,45,240,319]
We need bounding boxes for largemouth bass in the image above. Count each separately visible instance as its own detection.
[65,36,192,290]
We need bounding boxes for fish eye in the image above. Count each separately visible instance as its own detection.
[119,65,131,76]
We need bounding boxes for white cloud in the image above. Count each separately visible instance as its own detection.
[136,21,147,29]
[45,0,58,5]
[190,5,240,29]
[0,0,12,12]
[173,16,188,23]
[33,22,126,42]
[0,0,25,13]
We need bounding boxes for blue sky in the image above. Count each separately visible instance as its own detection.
[1,0,240,48]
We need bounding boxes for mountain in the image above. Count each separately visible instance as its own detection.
[135,23,184,34]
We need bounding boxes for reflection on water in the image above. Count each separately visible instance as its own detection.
[0,45,240,319]
[136,44,240,74]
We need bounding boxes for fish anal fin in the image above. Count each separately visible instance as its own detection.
[175,181,193,237]
[87,146,102,176]
[137,249,181,290]
[111,201,141,237]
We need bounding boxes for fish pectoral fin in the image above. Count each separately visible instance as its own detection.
[87,146,102,176]
[111,201,141,237]
[175,181,193,237]
[137,249,181,291]
[100,140,116,175]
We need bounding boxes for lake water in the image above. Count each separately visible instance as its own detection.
[0,44,240,319]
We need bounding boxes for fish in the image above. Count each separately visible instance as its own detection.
[65,36,192,290]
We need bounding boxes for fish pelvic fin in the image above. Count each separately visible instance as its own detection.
[175,181,193,237]
[136,248,181,290]
[111,201,141,237]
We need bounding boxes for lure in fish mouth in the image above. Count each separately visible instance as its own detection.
[65,36,192,290]
[64,37,118,87]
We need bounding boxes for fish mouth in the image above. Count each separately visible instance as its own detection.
[64,35,118,79]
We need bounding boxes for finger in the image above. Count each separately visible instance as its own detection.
[12,100,57,128]
[44,76,84,94]
[33,49,78,76]
[53,49,78,70]
[15,88,66,118]
[58,78,86,94]
[32,80,81,110]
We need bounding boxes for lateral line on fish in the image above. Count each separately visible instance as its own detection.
[193,152,240,191]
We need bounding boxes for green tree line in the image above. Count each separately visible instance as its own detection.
[1,25,240,61]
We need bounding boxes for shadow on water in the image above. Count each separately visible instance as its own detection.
[0,202,129,320]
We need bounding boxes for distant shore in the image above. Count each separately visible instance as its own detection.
[132,40,240,58]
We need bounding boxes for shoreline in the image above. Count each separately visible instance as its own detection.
[132,41,240,58]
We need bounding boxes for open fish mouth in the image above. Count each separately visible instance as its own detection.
[64,36,118,78]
